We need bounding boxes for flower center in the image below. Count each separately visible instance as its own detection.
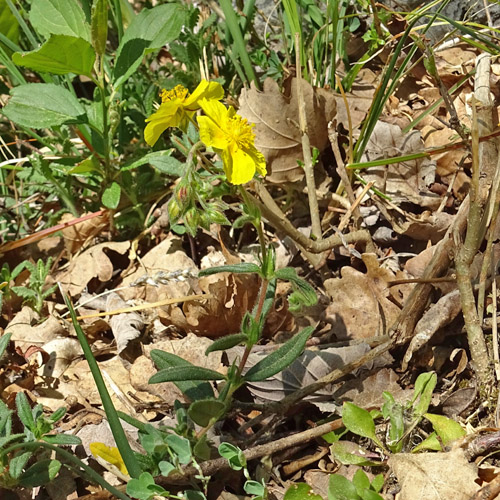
[161,85,190,103]
[227,115,255,148]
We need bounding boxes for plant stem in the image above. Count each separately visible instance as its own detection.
[239,185,267,263]
[295,34,321,240]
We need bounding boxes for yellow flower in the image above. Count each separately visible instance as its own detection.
[197,99,266,185]
[144,80,224,146]
[89,442,128,475]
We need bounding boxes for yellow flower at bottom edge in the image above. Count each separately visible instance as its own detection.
[197,99,267,185]
[144,80,224,146]
[89,442,128,476]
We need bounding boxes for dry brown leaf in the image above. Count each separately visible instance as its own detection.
[361,122,440,208]
[388,448,479,500]
[56,240,130,296]
[60,211,109,254]
[37,337,82,378]
[323,254,401,340]
[238,77,336,183]
[106,293,144,354]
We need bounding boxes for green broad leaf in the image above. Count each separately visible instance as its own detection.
[0,332,12,358]
[274,267,317,311]
[188,399,225,427]
[113,3,186,87]
[352,469,370,492]
[13,35,95,76]
[371,474,384,493]
[284,483,323,500]
[101,182,121,209]
[166,434,192,465]
[15,392,35,431]
[42,434,82,445]
[330,441,381,467]
[193,434,211,461]
[342,402,384,449]
[9,451,32,479]
[159,460,175,477]
[126,472,168,499]
[328,474,359,500]
[149,366,224,384]
[412,431,442,453]
[19,459,61,487]
[198,263,262,277]
[29,0,91,41]
[424,413,466,446]
[91,0,108,57]
[150,350,214,401]
[0,0,19,48]
[412,372,437,417]
[2,83,85,128]
[244,480,266,497]
[205,333,248,354]
[218,442,246,470]
[244,326,313,382]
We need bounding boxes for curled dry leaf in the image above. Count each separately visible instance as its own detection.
[106,293,144,354]
[323,254,401,340]
[361,122,440,208]
[56,240,130,296]
[60,211,110,254]
[238,77,337,183]
[37,338,83,378]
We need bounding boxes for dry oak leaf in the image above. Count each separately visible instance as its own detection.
[59,211,109,255]
[388,448,479,500]
[323,253,400,340]
[361,121,440,208]
[238,77,336,183]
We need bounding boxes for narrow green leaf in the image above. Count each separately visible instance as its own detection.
[12,35,95,76]
[205,333,248,354]
[244,326,313,382]
[19,459,61,487]
[424,413,466,446]
[121,150,181,173]
[352,469,370,492]
[9,451,32,479]
[101,182,121,209]
[411,431,442,453]
[284,483,323,500]
[149,366,224,384]
[91,0,108,57]
[15,392,35,431]
[412,372,437,417]
[3,83,85,128]
[198,263,262,277]
[150,350,214,400]
[29,0,91,42]
[188,399,225,427]
[274,267,317,311]
[42,434,82,445]
[113,3,186,87]
[0,332,12,358]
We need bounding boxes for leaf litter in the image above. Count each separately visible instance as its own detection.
[3,8,500,500]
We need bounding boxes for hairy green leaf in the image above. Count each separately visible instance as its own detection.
[149,366,224,384]
[244,326,313,382]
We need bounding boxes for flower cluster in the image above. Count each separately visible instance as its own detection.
[144,80,266,185]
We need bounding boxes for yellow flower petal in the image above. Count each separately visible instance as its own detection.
[89,442,128,476]
[224,145,257,185]
[197,115,228,150]
[144,100,180,146]
[186,80,224,108]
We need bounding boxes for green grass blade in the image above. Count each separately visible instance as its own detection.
[61,288,141,478]
[218,0,258,87]
[5,0,39,49]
